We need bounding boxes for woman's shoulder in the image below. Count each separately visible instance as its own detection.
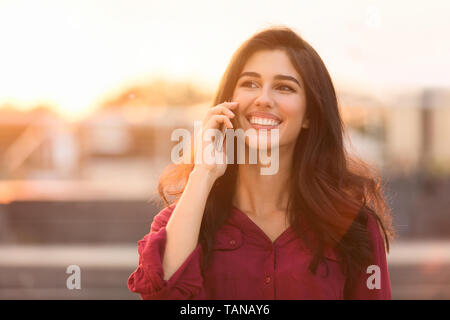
[359,205,389,252]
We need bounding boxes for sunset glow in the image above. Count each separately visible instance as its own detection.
[0,0,449,119]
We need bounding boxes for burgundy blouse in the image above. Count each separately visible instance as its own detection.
[127,204,392,300]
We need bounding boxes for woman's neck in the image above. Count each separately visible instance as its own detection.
[233,145,294,219]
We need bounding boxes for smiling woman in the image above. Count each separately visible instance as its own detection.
[128,25,396,300]
[231,49,308,150]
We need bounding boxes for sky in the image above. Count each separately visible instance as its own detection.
[0,0,449,119]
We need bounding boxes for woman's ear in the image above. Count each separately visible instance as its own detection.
[302,118,309,128]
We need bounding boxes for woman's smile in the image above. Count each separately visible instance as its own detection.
[245,111,283,130]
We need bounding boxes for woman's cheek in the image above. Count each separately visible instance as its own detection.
[279,96,305,113]
[279,106,306,143]
[233,91,253,105]
[232,87,247,100]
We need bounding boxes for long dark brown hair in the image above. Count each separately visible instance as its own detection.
[157,25,395,295]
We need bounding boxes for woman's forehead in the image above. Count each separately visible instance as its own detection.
[241,50,300,78]
[240,50,303,85]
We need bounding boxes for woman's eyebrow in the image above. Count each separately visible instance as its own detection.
[238,71,301,88]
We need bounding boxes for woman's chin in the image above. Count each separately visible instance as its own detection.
[245,140,280,151]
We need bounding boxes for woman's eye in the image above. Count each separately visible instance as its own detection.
[241,81,257,88]
[240,81,295,92]
[278,85,295,92]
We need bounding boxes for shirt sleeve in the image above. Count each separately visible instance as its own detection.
[127,205,206,300]
[344,212,392,300]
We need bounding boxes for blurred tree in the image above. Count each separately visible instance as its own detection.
[101,78,212,109]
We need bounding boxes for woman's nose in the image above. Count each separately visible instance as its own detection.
[254,85,275,108]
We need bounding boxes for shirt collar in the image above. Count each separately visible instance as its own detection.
[227,206,297,248]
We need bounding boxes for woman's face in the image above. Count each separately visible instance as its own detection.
[231,49,308,151]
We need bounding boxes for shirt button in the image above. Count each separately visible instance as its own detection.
[229,239,236,246]
[265,276,271,284]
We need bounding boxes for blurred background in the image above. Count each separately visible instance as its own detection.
[0,0,449,300]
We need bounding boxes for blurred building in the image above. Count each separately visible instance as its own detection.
[340,87,450,176]
[78,104,208,163]
[384,88,450,175]
[0,107,79,181]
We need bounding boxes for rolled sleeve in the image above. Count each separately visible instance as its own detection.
[127,206,205,300]
[345,213,392,300]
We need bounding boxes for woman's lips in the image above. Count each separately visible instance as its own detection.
[245,116,282,130]
[246,111,282,122]
[244,111,282,130]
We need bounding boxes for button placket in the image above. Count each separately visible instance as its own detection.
[261,246,275,299]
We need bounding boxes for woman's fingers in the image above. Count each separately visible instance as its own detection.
[206,114,234,130]
[194,101,237,168]
[206,102,238,120]
[204,102,238,135]
[220,101,239,109]
[207,106,235,119]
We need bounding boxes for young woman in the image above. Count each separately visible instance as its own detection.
[128,26,395,300]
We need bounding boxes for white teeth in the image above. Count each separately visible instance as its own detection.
[249,117,280,126]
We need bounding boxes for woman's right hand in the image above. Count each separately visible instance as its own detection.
[192,101,239,182]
